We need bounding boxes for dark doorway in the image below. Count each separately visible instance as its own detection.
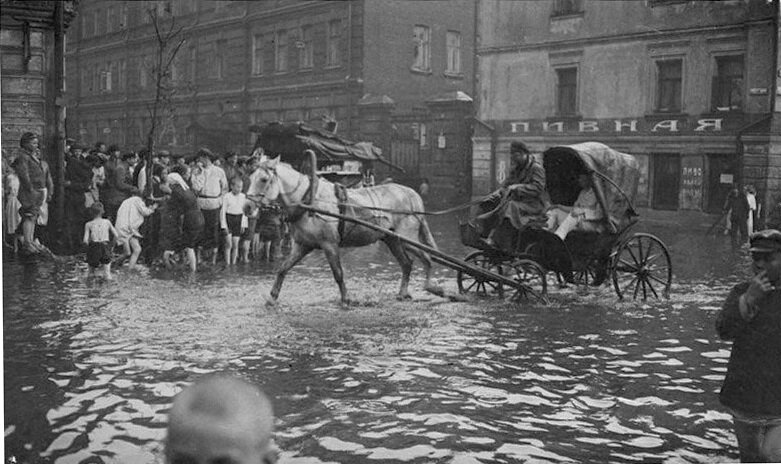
[652,154,681,210]
[706,154,738,213]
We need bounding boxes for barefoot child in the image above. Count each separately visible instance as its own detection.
[83,202,118,279]
[220,177,248,265]
[115,193,158,269]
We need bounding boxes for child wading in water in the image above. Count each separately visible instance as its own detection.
[220,177,248,265]
[83,202,118,279]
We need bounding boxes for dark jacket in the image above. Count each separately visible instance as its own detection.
[65,155,94,194]
[100,158,140,206]
[499,156,547,228]
[716,282,781,416]
[13,149,53,207]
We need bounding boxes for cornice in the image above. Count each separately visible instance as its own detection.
[478,19,772,56]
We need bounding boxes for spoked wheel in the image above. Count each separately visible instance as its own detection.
[611,233,672,300]
[457,251,506,297]
[508,258,549,304]
[572,256,609,287]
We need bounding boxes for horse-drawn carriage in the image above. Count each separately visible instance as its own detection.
[457,142,672,301]
[250,122,398,187]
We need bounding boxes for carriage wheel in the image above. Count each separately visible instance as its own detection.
[611,233,672,300]
[508,258,549,304]
[573,256,609,287]
[457,251,506,297]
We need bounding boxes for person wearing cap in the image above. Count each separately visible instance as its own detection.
[165,374,278,464]
[716,228,781,462]
[477,140,546,246]
[64,142,94,250]
[101,145,141,223]
[158,149,172,168]
[12,132,53,252]
[221,151,242,184]
[190,148,228,265]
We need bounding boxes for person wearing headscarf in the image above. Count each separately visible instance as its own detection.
[162,165,204,272]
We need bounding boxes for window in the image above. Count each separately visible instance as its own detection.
[275,29,288,72]
[205,43,221,79]
[107,6,115,33]
[412,25,430,72]
[327,19,341,66]
[712,55,743,111]
[95,9,104,35]
[188,46,196,82]
[555,67,578,115]
[252,34,264,75]
[446,31,461,74]
[100,65,112,92]
[656,59,682,112]
[119,60,126,91]
[120,4,128,29]
[552,0,583,16]
[81,68,90,94]
[298,25,313,69]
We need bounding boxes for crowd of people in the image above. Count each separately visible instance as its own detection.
[3,132,287,276]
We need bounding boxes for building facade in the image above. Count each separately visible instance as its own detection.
[1,0,77,233]
[65,0,475,206]
[473,0,780,216]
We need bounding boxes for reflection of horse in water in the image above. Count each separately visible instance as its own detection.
[246,153,439,304]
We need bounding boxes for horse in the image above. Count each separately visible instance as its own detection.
[246,152,439,304]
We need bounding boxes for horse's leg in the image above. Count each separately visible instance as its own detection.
[404,245,441,294]
[269,241,313,302]
[384,237,414,300]
[321,242,350,303]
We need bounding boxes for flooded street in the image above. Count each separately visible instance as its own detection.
[3,213,752,463]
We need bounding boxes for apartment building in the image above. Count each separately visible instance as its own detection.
[65,0,475,205]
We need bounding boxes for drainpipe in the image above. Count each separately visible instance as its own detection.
[345,1,353,136]
[53,1,66,244]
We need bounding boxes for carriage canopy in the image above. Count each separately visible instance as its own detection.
[543,142,640,227]
[249,122,401,170]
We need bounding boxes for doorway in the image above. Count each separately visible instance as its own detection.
[652,154,681,210]
[706,154,738,213]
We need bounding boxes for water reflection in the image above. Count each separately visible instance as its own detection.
[4,214,750,463]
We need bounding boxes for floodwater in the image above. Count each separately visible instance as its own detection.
[3,213,751,463]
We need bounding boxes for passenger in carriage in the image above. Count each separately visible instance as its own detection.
[546,172,605,241]
[478,141,546,247]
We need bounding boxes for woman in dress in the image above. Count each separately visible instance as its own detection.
[162,164,204,272]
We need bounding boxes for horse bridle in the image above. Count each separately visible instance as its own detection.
[247,166,307,203]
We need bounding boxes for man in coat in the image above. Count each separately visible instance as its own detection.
[12,132,53,252]
[716,229,781,462]
[478,141,546,246]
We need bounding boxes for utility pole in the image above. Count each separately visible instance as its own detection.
[53,0,67,244]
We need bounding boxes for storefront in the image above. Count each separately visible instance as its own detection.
[472,113,767,213]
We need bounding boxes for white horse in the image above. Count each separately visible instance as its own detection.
[247,154,439,304]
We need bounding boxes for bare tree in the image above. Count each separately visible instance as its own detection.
[143,3,188,196]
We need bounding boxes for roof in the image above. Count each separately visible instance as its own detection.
[250,122,401,170]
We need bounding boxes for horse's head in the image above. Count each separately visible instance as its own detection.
[246,155,281,205]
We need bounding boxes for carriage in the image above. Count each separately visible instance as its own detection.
[250,122,399,187]
[457,142,673,301]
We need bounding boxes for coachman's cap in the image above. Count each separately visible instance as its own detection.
[749,229,781,253]
[510,141,529,154]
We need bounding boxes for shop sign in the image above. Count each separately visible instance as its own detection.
[500,116,741,135]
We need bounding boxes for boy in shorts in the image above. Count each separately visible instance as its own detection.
[83,202,118,279]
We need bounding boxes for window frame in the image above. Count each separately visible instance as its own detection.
[445,30,462,76]
[298,25,314,70]
[654,58,684,113]
[252,33,264,76]
[554,66,579,116]
[326,19,342,67]
[551,0,583,17]
[412,24,431,73]
[275,29,288,73]
[710,54,744,112]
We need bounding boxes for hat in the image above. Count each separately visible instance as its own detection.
[20,132,38,147]
[157,149,171,158]
[749,229,781,253]
[121,151,138,161]
[510,141,529,154]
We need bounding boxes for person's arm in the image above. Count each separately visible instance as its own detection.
[137,168,147,193]
[83,223,91,245]
[108,222,119,243]
[716,282,752,340]
[220,196,228,230]
[510,161,546,196]
[44,161,54,201]
[190,168,205,194]
[240,196,249,229]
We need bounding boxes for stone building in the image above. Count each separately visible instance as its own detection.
[65,0,475,206]
[1,0,77,233]
[473,0,781,216]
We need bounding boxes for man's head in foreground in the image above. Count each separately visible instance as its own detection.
[166,375,277,464]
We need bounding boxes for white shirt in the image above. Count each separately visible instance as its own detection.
[115,196,156,243]
[191,164,228,210]
[220,192,249,229]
